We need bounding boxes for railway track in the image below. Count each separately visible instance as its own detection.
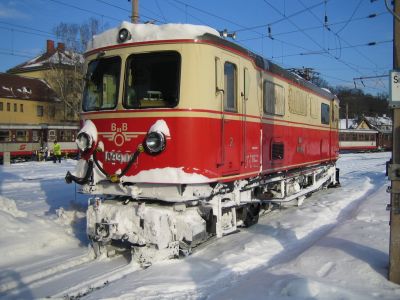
[1,250,139,299]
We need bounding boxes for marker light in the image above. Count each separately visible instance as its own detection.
[118,28,131,43]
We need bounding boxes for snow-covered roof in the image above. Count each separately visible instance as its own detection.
[8,41,83,74]
[86,21,220,52]
[0,73,58,102]
[21,51,83,69]
[339,119,357,129]
[364,116,392,127]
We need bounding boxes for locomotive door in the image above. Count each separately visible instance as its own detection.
[217,56,242,175]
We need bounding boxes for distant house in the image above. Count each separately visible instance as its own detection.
[0,72,79,148]
[7,40,83,121]
[339,115,392,150]
[362,116,392,150]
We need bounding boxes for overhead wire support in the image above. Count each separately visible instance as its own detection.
[296,0,380,72]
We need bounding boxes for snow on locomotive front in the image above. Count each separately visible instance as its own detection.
[66,21,339,263]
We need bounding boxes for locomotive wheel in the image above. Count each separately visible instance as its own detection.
[243,203,260,227]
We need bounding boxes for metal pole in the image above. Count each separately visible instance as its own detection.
[131,0,139,24]
[389,0,400,284]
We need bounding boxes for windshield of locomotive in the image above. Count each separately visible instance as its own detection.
[124,51,181,108]
[82,56,121,111]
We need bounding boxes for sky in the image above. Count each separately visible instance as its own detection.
[0,0,394,96]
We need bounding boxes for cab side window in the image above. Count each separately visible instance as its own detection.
[224,62,237,112]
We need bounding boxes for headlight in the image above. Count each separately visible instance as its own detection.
[144,132,166,155]
[118,28,131,43]
[76,132,92,152]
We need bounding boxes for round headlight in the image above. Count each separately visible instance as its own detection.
[76,132,92,152]
[144,132,166,155]
[118,28,131,43]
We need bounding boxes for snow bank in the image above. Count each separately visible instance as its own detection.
[0,196,27,218]
[120,167,211,184]
[1,152,399,299]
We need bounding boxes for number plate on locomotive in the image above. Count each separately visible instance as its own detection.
[105,151,133,163]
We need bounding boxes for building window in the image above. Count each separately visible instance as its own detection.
[20,104,24,112]
[37,105,44,117]
[49,106,56,118]
[224,62,237,112]
[7,103,10,111]
[321,103,330,125]
[13,103,17,112]
[0,102,3,111]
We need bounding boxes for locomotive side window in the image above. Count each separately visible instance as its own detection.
[263,80,285,116]
[60,130,73,142]
[48,130,56,142]
[288,88,307,116]
[309,96,318,119]
[32,130,39,142]
[16,130,27,142]
[224,62,237,112]
[124,51,180,109]
[321,103,330,125]
[0,130,10,142]
[83,56,121,111]
[0,102,3,111]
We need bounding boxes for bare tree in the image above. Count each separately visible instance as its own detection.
[45,18,101,121]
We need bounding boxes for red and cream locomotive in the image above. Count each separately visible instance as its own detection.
[66,21,340,263]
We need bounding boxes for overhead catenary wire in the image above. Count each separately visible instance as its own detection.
[296,0,386,90]
[336,0,363,33]
[48,0,122,22]
[94,0,164,23]
[271,39,392,59]
[296,0,380,70]
[237,11,387,42]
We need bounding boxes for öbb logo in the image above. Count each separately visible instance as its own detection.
[99,123,144,147]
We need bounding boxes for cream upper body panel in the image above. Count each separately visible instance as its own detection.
[83,27,339,130]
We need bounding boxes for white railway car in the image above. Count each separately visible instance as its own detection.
[339,129,379,151]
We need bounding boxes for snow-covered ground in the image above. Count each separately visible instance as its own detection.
[0,152,400,299]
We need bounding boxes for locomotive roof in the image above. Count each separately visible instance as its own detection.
[86,21,220,51]
[200,33,337,101]
[88,22,337,102]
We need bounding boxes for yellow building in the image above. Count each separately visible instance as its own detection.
[0,72,66,125]
[7,40,83,122]
[0,72,79,160]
